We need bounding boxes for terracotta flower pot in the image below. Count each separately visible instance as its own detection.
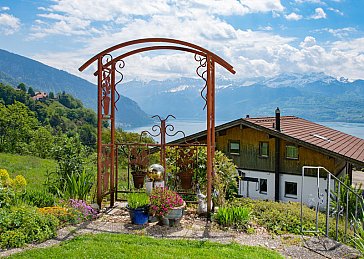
[178,172,193,189]
[132,171,146,189]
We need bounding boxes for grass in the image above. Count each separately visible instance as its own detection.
[0,153,57,191]
[8,233,283,259]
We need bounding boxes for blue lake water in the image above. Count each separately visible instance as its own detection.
[127,120,364,142]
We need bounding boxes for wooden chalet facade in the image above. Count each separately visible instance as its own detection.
[171,109,364,204]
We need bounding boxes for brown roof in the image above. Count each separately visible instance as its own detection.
[171,116,364,167]
[244,116,364,165]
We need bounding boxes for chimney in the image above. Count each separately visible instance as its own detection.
[246,114,250,118]
[275,107,280,131]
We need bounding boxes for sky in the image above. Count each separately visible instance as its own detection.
[1,0,364,83]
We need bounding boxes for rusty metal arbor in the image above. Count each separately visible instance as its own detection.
[79,38,235,216]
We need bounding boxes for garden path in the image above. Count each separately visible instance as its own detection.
[0,202,360,258]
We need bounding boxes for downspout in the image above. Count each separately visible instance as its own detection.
[275,107,281,202]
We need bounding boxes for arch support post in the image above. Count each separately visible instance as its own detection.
[206,55,215,219]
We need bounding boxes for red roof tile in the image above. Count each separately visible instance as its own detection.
[245,116,364,165]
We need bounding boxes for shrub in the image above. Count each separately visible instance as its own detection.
[215,206,251,230]
[0,230,27,248]
[150,188,184,217]
[0,182,15,209]
[22,189,56,208]
[127,193,150,209]
[0,206,59,249]
[230,198,350,242]
[38,206,76,226]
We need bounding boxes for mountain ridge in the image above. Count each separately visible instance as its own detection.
[0,49,152,127]
[119,72,364,123]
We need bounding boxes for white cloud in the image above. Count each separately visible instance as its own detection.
[285,12,303,21]
[328,7,343,16]
[318,27,357,38]
[295,0,326,4]
[258,26,273,31]
[23,0,364,82]
[0,13,20,35]
[310,7,327,19]
[1,6,10,11]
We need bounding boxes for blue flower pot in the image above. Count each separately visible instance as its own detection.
[128,206,149,225]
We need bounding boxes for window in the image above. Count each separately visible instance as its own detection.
[286,145,298,159]
[259,142,269,157]
[229,140,240,155]
[285,181,297,198]
[259,179,267,194]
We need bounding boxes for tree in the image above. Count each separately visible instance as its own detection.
[27,87,35,96]
[48,92,55,99]
[17,83,27,92]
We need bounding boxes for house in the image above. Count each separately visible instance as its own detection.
[170,108,364,206]
[31,92,47,101]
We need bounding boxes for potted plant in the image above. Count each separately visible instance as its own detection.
[126,192,150,225]
[150,188,185,227]
[176,148,195,189]
[130,147,149,189]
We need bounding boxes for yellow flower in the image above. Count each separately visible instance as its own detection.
[12,175,27,190]
[0,169,10,185]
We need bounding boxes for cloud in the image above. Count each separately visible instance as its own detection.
[310,7,327,19]
[316,27,357,38]
[31,0,285,39]
[285,12,303,21]
[328,7,343,16]
[295,0,326,4]
[24,0,364,82]
[1,6,10,11]
[0,13,20,35]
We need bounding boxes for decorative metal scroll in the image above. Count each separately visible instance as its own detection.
[140,115,186,141]
[194,54,208,109]
[101,146,111,194]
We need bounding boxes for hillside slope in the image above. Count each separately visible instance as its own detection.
[0,49,151,127]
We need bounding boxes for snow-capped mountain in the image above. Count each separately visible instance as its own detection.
[119,73,364,123]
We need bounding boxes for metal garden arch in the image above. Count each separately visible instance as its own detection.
[79,38,235,216]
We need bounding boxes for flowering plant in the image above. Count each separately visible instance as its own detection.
[68,199,98,220]
[150,188,184,217]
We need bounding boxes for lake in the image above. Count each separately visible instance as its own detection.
[126,120,364,142]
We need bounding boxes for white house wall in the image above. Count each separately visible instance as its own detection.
[238,169,335,209]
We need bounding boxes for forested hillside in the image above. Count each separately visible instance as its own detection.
[0,49,152,127]
[0,82,97,156]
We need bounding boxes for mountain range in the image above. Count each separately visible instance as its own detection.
[1,48,363,125]
[119,73,364,123]
[0,49,151,127]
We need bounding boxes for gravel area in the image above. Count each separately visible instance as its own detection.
[0,202,361,258]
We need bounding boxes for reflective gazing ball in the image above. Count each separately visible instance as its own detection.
[147,164,164,181]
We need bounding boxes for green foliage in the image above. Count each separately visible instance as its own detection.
[17,83,26,92]
[193,148,237,206]
[21,189,56,208]
[0,205,59,249]
[0,83,98,157]
[27,87,35,96]
[46,135,95,199]
[0,152,57,191]
[230,198,350,242]
[215,206,251,230]
[127,192,150,209]
[8,233,284,259]
[0,169,27,208]
[0,182,15,209]
[331,175,363,220]
[63,170,94,200]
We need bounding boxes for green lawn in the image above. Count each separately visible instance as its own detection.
[0,153,57,191]
[9,233,283,259]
